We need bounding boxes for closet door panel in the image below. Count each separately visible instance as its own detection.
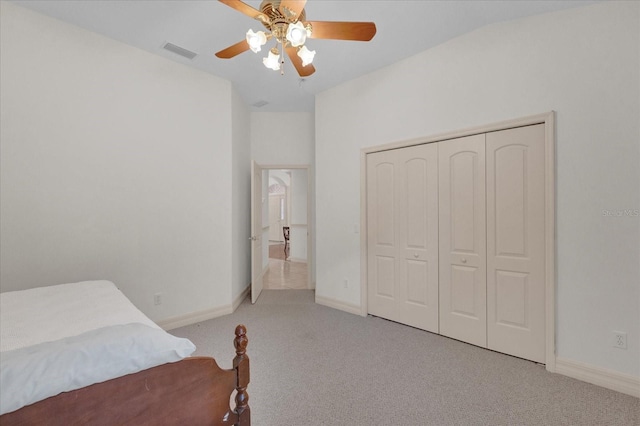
[367,144,439,333]
[397,143,439,332]
[367,152,398,320]
[486,124,545,363]
[439,134,487,347]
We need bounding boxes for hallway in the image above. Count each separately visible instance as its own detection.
[263,243,308,290]
[263,259,308,289]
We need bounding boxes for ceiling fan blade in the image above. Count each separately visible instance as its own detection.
[219,0,269,24]
[286,47,316,77]
[215,39,250,59]
[306,21,377,41]
[279,0,307,21]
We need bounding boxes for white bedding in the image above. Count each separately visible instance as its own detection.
[0,280,196,415]
[0,280,159,352]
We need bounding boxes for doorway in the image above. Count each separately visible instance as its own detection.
[250,164,312,301]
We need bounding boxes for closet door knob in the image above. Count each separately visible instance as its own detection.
[461,258,467,263]
[414,253,419,258]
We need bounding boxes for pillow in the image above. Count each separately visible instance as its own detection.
[0,323,196,415]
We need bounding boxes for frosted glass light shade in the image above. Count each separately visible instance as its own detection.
[246,29,267,53]
[263,49,281,70]
[297,45,316,66]
[286,21,307,47]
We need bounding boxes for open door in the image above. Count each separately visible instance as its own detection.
[250,161,264,304]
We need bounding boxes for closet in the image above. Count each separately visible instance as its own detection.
[366,123,547,363]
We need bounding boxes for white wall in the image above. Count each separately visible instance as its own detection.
[251,112,315,165]
[231,89,251,303]
[315,1,639,378]
[0,2,238,322]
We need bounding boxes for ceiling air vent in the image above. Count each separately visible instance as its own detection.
[162,42,197,60]
[252,100,269,108]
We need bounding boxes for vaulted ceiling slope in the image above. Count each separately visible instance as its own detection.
[12,0,600,112]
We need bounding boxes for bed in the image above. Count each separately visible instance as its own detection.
[0,280,250,425]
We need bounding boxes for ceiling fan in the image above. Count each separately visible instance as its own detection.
[215,0,377,77]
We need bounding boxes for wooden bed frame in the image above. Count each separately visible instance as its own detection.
[1,325,250,426]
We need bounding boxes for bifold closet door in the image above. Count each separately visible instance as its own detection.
[438,134,487,347]
[486,124,546,363]
[367,144,439,333]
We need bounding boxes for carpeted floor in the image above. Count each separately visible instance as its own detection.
[172,290,639,425]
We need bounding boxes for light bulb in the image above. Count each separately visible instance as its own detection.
[263,49,281,71]
[297,45,316,66]
[286,21,307,47]
[246,29,267,53]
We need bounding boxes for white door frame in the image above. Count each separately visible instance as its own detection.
[251,163,314,290]
[360,111,556,371]
[250,161,264,303]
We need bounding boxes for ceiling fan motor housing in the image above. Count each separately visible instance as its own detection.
[260,0,307,26]
[259,1,309,46]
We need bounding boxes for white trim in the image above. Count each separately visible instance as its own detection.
[257,163,311,170]
[360,149,368,316]
[288,257,307,263]
[544,112,557,373]
[555,357,640,398]
[232,285,250,311]
[158,304,233,331]
[315,295,362,316]
[361,111,556,155]
[360,111,556,367]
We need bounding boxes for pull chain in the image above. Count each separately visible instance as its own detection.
[280,38,285,75]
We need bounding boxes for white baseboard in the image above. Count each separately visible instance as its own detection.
[315,295,362,316]
[233,285,250,311]
[158,286,249,331]
[288,257,307,263]
[555,357,640,398]
[158,304,233,331]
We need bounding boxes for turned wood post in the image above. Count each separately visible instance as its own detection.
[233,324,250,425]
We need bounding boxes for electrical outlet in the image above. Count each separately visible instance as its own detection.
[343,279,348,289]
[154,293,163,306]
[613,331,627,349]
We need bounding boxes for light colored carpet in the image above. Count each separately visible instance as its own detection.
[172,290,639,425]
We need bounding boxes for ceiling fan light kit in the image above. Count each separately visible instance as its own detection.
[246,29,267,53]
[263,48,282,70]
[216,0,376,77]
[286,21,309,47]
[297,45,315,66]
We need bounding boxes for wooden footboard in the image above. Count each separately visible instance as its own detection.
[1,325,250,426]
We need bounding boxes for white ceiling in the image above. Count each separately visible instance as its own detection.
[12,0,599,112]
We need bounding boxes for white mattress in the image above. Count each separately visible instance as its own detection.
[0,280,195,415]
[0,280,159,352]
